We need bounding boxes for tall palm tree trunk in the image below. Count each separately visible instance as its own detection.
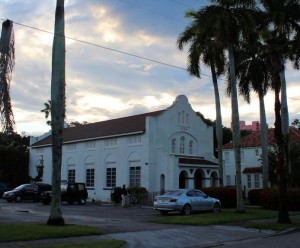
[258,91,269,189]
[47,0,65,226]
[274,73,290,224]
[211,63,223,186]
[0,19,15,133]
[280,70,290,174]
[228,44,244,213]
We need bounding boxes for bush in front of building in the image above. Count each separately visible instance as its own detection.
[111,186,148,204]
[248,189,263,206]
[201,187,236,208]
[261,188,300,211]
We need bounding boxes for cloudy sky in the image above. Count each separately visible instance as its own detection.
[1,0,300,136]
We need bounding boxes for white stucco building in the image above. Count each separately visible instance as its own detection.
[29,95,219,202]
[222,127,300,197]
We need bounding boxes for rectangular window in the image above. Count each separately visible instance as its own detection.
[128,136,142,145]
[254,174,260,188]
[86,168,95,187]
[225,152,229,166]
[255,149,259,157]
[66,144,76,151]
[130,166,141,187]
[106,168,116,187]
[226,175,231,186]
[85,141,95,150]
[68,169,76,183]
[247,175,251,188]
[104,139,117,148]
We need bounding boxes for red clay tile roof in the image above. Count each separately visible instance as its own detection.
[242,166,262,174]
[31,110,164,147]
[222,127,300,149]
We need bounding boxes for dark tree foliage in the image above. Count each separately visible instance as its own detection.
[0,132,29,187]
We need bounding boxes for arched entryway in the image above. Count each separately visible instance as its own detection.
[194,169,204,189]
[211,171,219,187]
[179,170,188,189]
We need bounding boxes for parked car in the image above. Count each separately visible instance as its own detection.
[0,183,12,198]
[153,189,221,215]
[2,183,52,202]
[41,182,88,205]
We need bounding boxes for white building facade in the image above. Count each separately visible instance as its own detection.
[222,128,300,197]
[29,95,219,202]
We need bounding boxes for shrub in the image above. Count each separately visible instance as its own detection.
[202,187,236,208]
[248,189,263,206]
[260,188,300,211]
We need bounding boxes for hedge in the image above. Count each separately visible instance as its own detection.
[260,188,300,211]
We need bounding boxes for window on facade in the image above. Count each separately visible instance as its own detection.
[182,111,185,123]
[128,136,142,145]
[254,174,260,188]
[225,152,229,166]
[226,175,231,186]
[36,148,44,154]
[106,168,116,187]
[85,141,95,150]
[171,138,176,153]
[186,114,189,125]
[130,166,141,187]
[66,144,76,151]
[104,139,117,148]
[180,136,185,154]
[255,149,259,157]
[247,175,251,188]
[86,168,95,187]
[189,140,193,154]
[178,112,181,123]
[68,169,75,183]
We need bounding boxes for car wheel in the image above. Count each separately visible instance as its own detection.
[160,210,168,215]
[16,196,22,202]
[213,203,221,213]
[78,198,86,205]
[182,204,192,215]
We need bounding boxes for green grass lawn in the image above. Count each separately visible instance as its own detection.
[0,223,103,243]
[0,208,299,248]
[150,208,300,230]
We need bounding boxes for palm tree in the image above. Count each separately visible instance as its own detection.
[259,0,300,224]
[190,0,258,213]
[0,19,15,133]
[234,40,272,189]
[177,10,226,186]
[41,100,52,126]
[47,0,66,226]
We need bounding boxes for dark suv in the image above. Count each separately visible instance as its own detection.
[41,182,88,205]
[2,183,52,202]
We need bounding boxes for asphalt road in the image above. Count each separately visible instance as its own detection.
[0,199,299,248]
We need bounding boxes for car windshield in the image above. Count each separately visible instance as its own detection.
[14,184,28,190]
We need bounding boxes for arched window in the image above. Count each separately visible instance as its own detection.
[189,140,193,154]
[180,136,185,154]
[171,138,176,153]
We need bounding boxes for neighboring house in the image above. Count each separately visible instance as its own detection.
[222,127,300,197]
[231,121,260,132]
[29,95,219,202]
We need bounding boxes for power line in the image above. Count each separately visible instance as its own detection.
[1,17,213,78]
